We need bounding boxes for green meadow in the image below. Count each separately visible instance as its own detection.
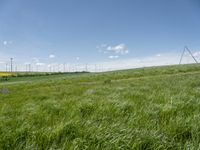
[0,64,200,149]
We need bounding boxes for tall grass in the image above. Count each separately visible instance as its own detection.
[0,64,200,149]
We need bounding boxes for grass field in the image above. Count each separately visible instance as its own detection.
[0,64,200,149]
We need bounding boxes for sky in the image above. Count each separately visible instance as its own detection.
[0,0,200,72]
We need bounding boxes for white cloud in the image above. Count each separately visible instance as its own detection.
[3,41,7,45]
[24,62,31,65]
[193,51,200,57]
[36,62,45,66]
[156,54,161,57]
[32,57,39,63]
[49,54,55,58]
[107,44,129,54]
[32,57,45,66]
[109,55,119,59]
[3,40,12,46]
[76,57,80,61]
[98,43,129,55]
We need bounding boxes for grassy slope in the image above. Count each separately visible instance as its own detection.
[0,64,200,149]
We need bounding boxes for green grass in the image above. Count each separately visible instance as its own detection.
[1,64,200,149]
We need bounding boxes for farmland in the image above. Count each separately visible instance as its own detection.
[0,73,13,77]
[0,72,14,78]
[0,64,200,149]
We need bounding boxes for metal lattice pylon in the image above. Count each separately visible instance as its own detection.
[179,46,198,64]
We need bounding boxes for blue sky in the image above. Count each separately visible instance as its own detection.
[0,0,200,71]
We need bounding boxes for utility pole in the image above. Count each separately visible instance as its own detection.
[10,58,13,72]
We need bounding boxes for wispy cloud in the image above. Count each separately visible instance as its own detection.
[109,55,119,59]
[96,53,180,71]
[98,43,129,56]
[193,51,200,58]
[49,54,55,58]
[36,62,45,66]
[156,54,161,57]
[24,62,31,65]
[2,40,12,46]
[32,57,45,66]
[32,57,39,63]
[3,41,7,45]
[107,44,129,54]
